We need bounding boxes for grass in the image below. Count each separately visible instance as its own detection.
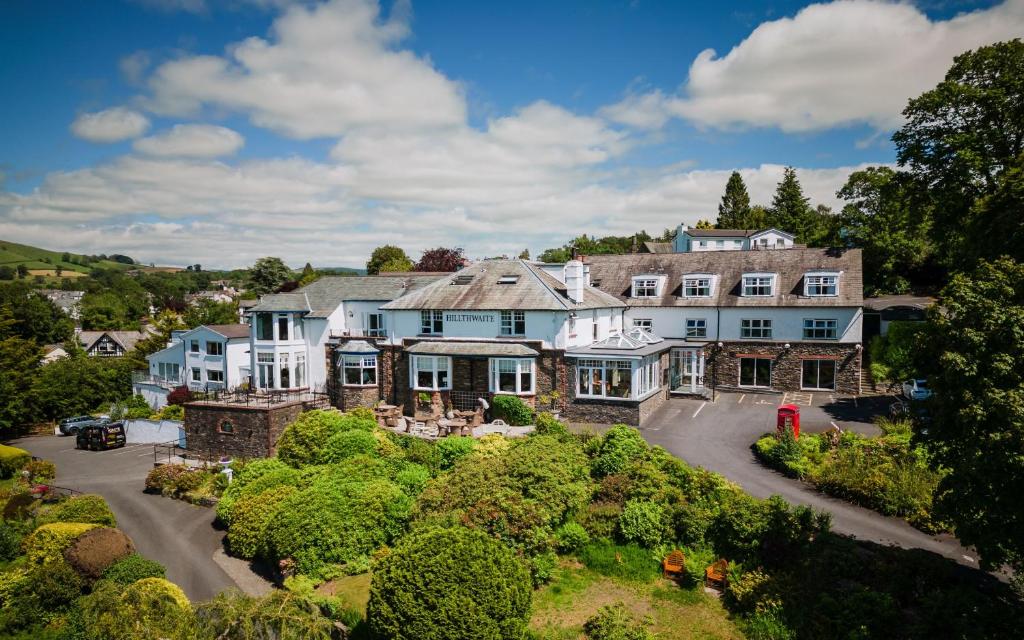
[530,559,742,640]
[318,572,372,615]
[0,239,132,274]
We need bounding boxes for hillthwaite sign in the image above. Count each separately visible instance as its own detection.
[444,313,496,323]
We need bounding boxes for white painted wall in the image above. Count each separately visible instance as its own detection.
[750,230,794,249]
[623,306,862,343]
[389,309,566,349]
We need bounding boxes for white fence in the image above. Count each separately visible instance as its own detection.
[123,419,185,446]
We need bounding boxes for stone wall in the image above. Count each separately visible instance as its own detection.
[340,385,380,411]
[183,401,304,459]
[712,342,860,394]
[561,351,670,426]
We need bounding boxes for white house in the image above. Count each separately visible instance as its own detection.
[138,324,251,407]
[672,225,796,252]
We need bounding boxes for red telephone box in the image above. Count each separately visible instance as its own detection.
[777,404,800,439]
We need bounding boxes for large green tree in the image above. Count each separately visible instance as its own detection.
[366,245,413,275]
[249,257,293,296]
[914,257,1024,576]
[716,171,752,228]
[893,39,1024,266]
[80,291,137,331]
[767,167,814,240]
[0,282,74,344]
[183,300,238,328]
[0,335,41,436]
[965,152,1024,264]
[838,167,934,294]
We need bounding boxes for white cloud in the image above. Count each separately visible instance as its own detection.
[607,0,1024,132]
[133,124,245,157]
[119,50,152,84]
[144,0,465,138]
[70,107,151,143]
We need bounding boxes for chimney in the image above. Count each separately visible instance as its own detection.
[564,260,585,304]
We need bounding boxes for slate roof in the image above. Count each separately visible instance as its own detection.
[338,339,380,354]
[642,241,674,254]
[862,295,935,311]
[685,229,757,237]
[248,292,310,313]
[78,330,149,352]
[201,324,250,339]
[248,274,446,318]
[585,248,862,308]
[381,260,625,311]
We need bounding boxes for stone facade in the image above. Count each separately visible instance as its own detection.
[339,385,380,411]
[562,351,670,426]
[712,342,860,394]
[183,401,305,459]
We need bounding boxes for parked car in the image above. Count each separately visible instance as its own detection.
[902,379,933,401]
[58,415,105,436]
[75,422,126,451]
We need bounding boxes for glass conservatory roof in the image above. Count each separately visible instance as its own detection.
[589,328,664,350]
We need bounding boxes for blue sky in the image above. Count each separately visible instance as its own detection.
[0,0,1019,268]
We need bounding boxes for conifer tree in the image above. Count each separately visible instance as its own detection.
[716,171,752,228]
[768,167,813,239]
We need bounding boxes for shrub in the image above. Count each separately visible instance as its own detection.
[578,541,659,582]
[2,492,36,520]
[63,526,135,580]
[227,485,296,559]
[555,521,591,552]
[196,589,339,640]
[618,500,665,548]
[41,494,117,527]
[217,458,298,524]
[0,520,28,561]
[530,550,558,587]
[367,526,533,640]
[534,412,568,437]
[472,433,511,460]
[145,464,189,494]
[166,385,193,406]
[101,553,166,587]
[592,425,649,477]
[23,459,56,483]
[324,428,379,462]
[0,560,85,628]
[80,578,193,640]
[0,445,30,479]
[434,436,476,470]
[23,522,98,566]
[577,502,623,540]
[491,395,533,426]
[276,409,350,467]
[583,602,653,640]
[156,404,185,421]
[394,463,431,496]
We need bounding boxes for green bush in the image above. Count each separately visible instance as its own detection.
[276,409,377,467]
[324,428,379,462]
[394,463,431,496]
[144,464,189,493]
[227,485,296,559]
[534,412,568,437]
[0,560,85,630]
[101,553,166,587]
[156,404,184,421]
[618,500,665,548]
[434,436,476,470]
[216,458,299,524]
[41,494,116,527]
[491,395,533,426]
[583,602,653,640]
[2,492,37,520]
[0,445,30,479]
[0,520,28,561]
[23,522,98,566]
[592,425,649,477]
[555,521,591,552]
[195,589,340,640]
[578,541,659,582]
[530,550,558,587]
[23,459,55,483]
[79,577,193,640]
[367,526,533,640]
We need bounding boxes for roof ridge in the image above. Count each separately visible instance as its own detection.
[521,259,570,310]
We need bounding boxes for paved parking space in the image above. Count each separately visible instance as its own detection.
[640,392,977,568]
[11,435,244,601]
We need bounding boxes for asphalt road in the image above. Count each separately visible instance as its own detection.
[640,392,979,568]
[11,435,238,601]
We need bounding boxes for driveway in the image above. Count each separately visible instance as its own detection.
[11,435,253,601]
[639,392,978,568]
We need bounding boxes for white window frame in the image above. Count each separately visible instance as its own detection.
[342,354,377,386]
[742,273,776,297]
[804,273,839,297]
[207,369,224,383]
[682,275,712,298]
[206,340,223,356]
[635,355,661,399]
[364,312,386,337]
[411,355,451,390]
[685,319,707,339]
[500,310,526,336]
[576,359,634,400]
[802,318,838,340]
[279,352,291,388]
[489,358,535,395]
[632,318,653,331]
[631,277,660,298]
[295,352,306,387]
[420,310,444,335]
[740,319,773,339]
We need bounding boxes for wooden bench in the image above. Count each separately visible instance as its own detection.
[704,558,729,590]
[662,549,686,579]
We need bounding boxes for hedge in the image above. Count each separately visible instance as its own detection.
[23,522,98,566]
[80,578,192,640]
[491,395,533,426]
[276,409,377,467]
[367,526,533,640]
[591,425,650,477]
[227,485,297,559]
[101,553,167,587]
[217,459,300,525]
[0,445,30,479]
[41,494,117,527]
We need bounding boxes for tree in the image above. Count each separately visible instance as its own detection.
[767,167,814,240]
[838,166,934,294]
[367,526,532,640]
[54,265,62,277]
[415,247,464,272]
[716,171,752,228]
[0,336,41,437]
[893,39,1024,267]
[129,310,186,369]
[16,265,27,279]
[298,262,318,286]
[914,257,1024,577]
[80,291,136,330]
[61,252,71,262]
[694,219,714,230]
[964,152,1024,265]
[183,300,237,328]
[517,249,530,260]
[33,346,133,420]
[366,245,413,275]
[249,257,292,296]
[0,266,13,280]
[0,282,74,344]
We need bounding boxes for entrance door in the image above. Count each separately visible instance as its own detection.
[739,357,772,387]
[670,349,705,392]
[801,359,836,390]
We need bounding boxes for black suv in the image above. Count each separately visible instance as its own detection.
[58,415,106,436]
[76,422,126,451]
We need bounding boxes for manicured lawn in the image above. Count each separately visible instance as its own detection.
[318,572,373,615]
[529,559,742,640]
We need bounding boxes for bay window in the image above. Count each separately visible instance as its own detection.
[489,358,534,394]
[412,355,450,390]
[279,352,290,388]
[577,359,632,399]
[277,316,289,341]
[343,355,377,386]
[257,352,274,389]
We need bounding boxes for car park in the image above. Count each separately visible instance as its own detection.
[902,379,933,401]
[58,415,106,436]
[75,422,126,451]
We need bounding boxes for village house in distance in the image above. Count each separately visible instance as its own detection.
[140,226,862,456]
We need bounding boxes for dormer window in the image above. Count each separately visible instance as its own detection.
[631,277,661,298]
[742,274,776,297]
[805,273,839,296]
[683,274,713,298]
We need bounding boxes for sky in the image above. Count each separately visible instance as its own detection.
[0,0,1021,269]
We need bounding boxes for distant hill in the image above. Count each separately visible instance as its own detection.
[0,240,135,276]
